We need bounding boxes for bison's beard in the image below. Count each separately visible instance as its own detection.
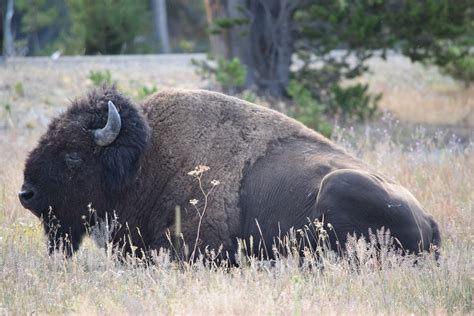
[42,211,88,257]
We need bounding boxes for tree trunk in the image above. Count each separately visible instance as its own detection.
[243,0,298,97]
[3,0,14,57]
[152,0,171,53]
[203,0,233,58]
[203,0,302,97]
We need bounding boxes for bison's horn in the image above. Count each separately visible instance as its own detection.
[93,101,122,146]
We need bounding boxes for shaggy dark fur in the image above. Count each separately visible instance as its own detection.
[20,87,441,259]
[21,87,149,253]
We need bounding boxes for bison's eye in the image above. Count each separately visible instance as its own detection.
[65,152,83,170]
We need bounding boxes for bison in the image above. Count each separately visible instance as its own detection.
[19,87,440,260]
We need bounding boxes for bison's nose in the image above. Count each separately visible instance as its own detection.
[18,185,37,209]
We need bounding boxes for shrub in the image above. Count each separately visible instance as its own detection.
[14,82,24,97]
[215,58,246,93]
[287,80,332,137]
[329,84,381,122]
[442,46,474,84]
[88,70,116,87]
[192,57,247,94]
[239,90,258,104]
[137,85,158,100]
[66,0,151,55]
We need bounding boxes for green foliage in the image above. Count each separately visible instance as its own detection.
[290,0,472,127]
[446,55,474,84]
[382,0,473,84]
[14,0,63,55]
[287,79,378,135]
[138,85,158,100]
[384,1,472,65]
[192,57,247,94]
[2,102,12,114]
[441,45,474,84]
[287,80,332,137]
[15,0,58,34]
[215,58,246,92]
[292,1,388,127]
[239,90,258,104]
[208,17,250,35]
[10,0,209,55]
[66,0,151,54]
[295,0,473,87]
[14,82,24,97]
[329,84,381,122]
[1,101,13,128]
[167,1,210,52]
[88,70,115,87]
[178,40,195,53]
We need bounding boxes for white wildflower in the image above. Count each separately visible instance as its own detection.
[187,165,210,177]
[189,199,199,206]
[187,170,198,176]
[196,165,210,173]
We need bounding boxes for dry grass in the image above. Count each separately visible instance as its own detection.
[361,55,473,127]
[0,128,472,315]
[0,55,472,314]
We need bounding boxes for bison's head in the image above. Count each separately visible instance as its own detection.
[19,87,150,255]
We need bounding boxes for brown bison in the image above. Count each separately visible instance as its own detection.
[19,87,440,260]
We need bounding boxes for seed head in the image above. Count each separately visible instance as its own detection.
[187,165,210,177]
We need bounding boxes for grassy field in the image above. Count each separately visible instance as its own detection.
[0,55,472,314]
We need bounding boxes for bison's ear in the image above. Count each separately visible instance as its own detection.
[101,145,143,195]
[97,98,150,197]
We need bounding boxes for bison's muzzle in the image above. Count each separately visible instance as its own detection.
[18,182,40,213]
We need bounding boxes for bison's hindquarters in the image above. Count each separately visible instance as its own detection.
[315,169,440,255]
[316,169,441,253]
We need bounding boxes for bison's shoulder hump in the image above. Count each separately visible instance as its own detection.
[142,89,265,113]
[143,89,308,132]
